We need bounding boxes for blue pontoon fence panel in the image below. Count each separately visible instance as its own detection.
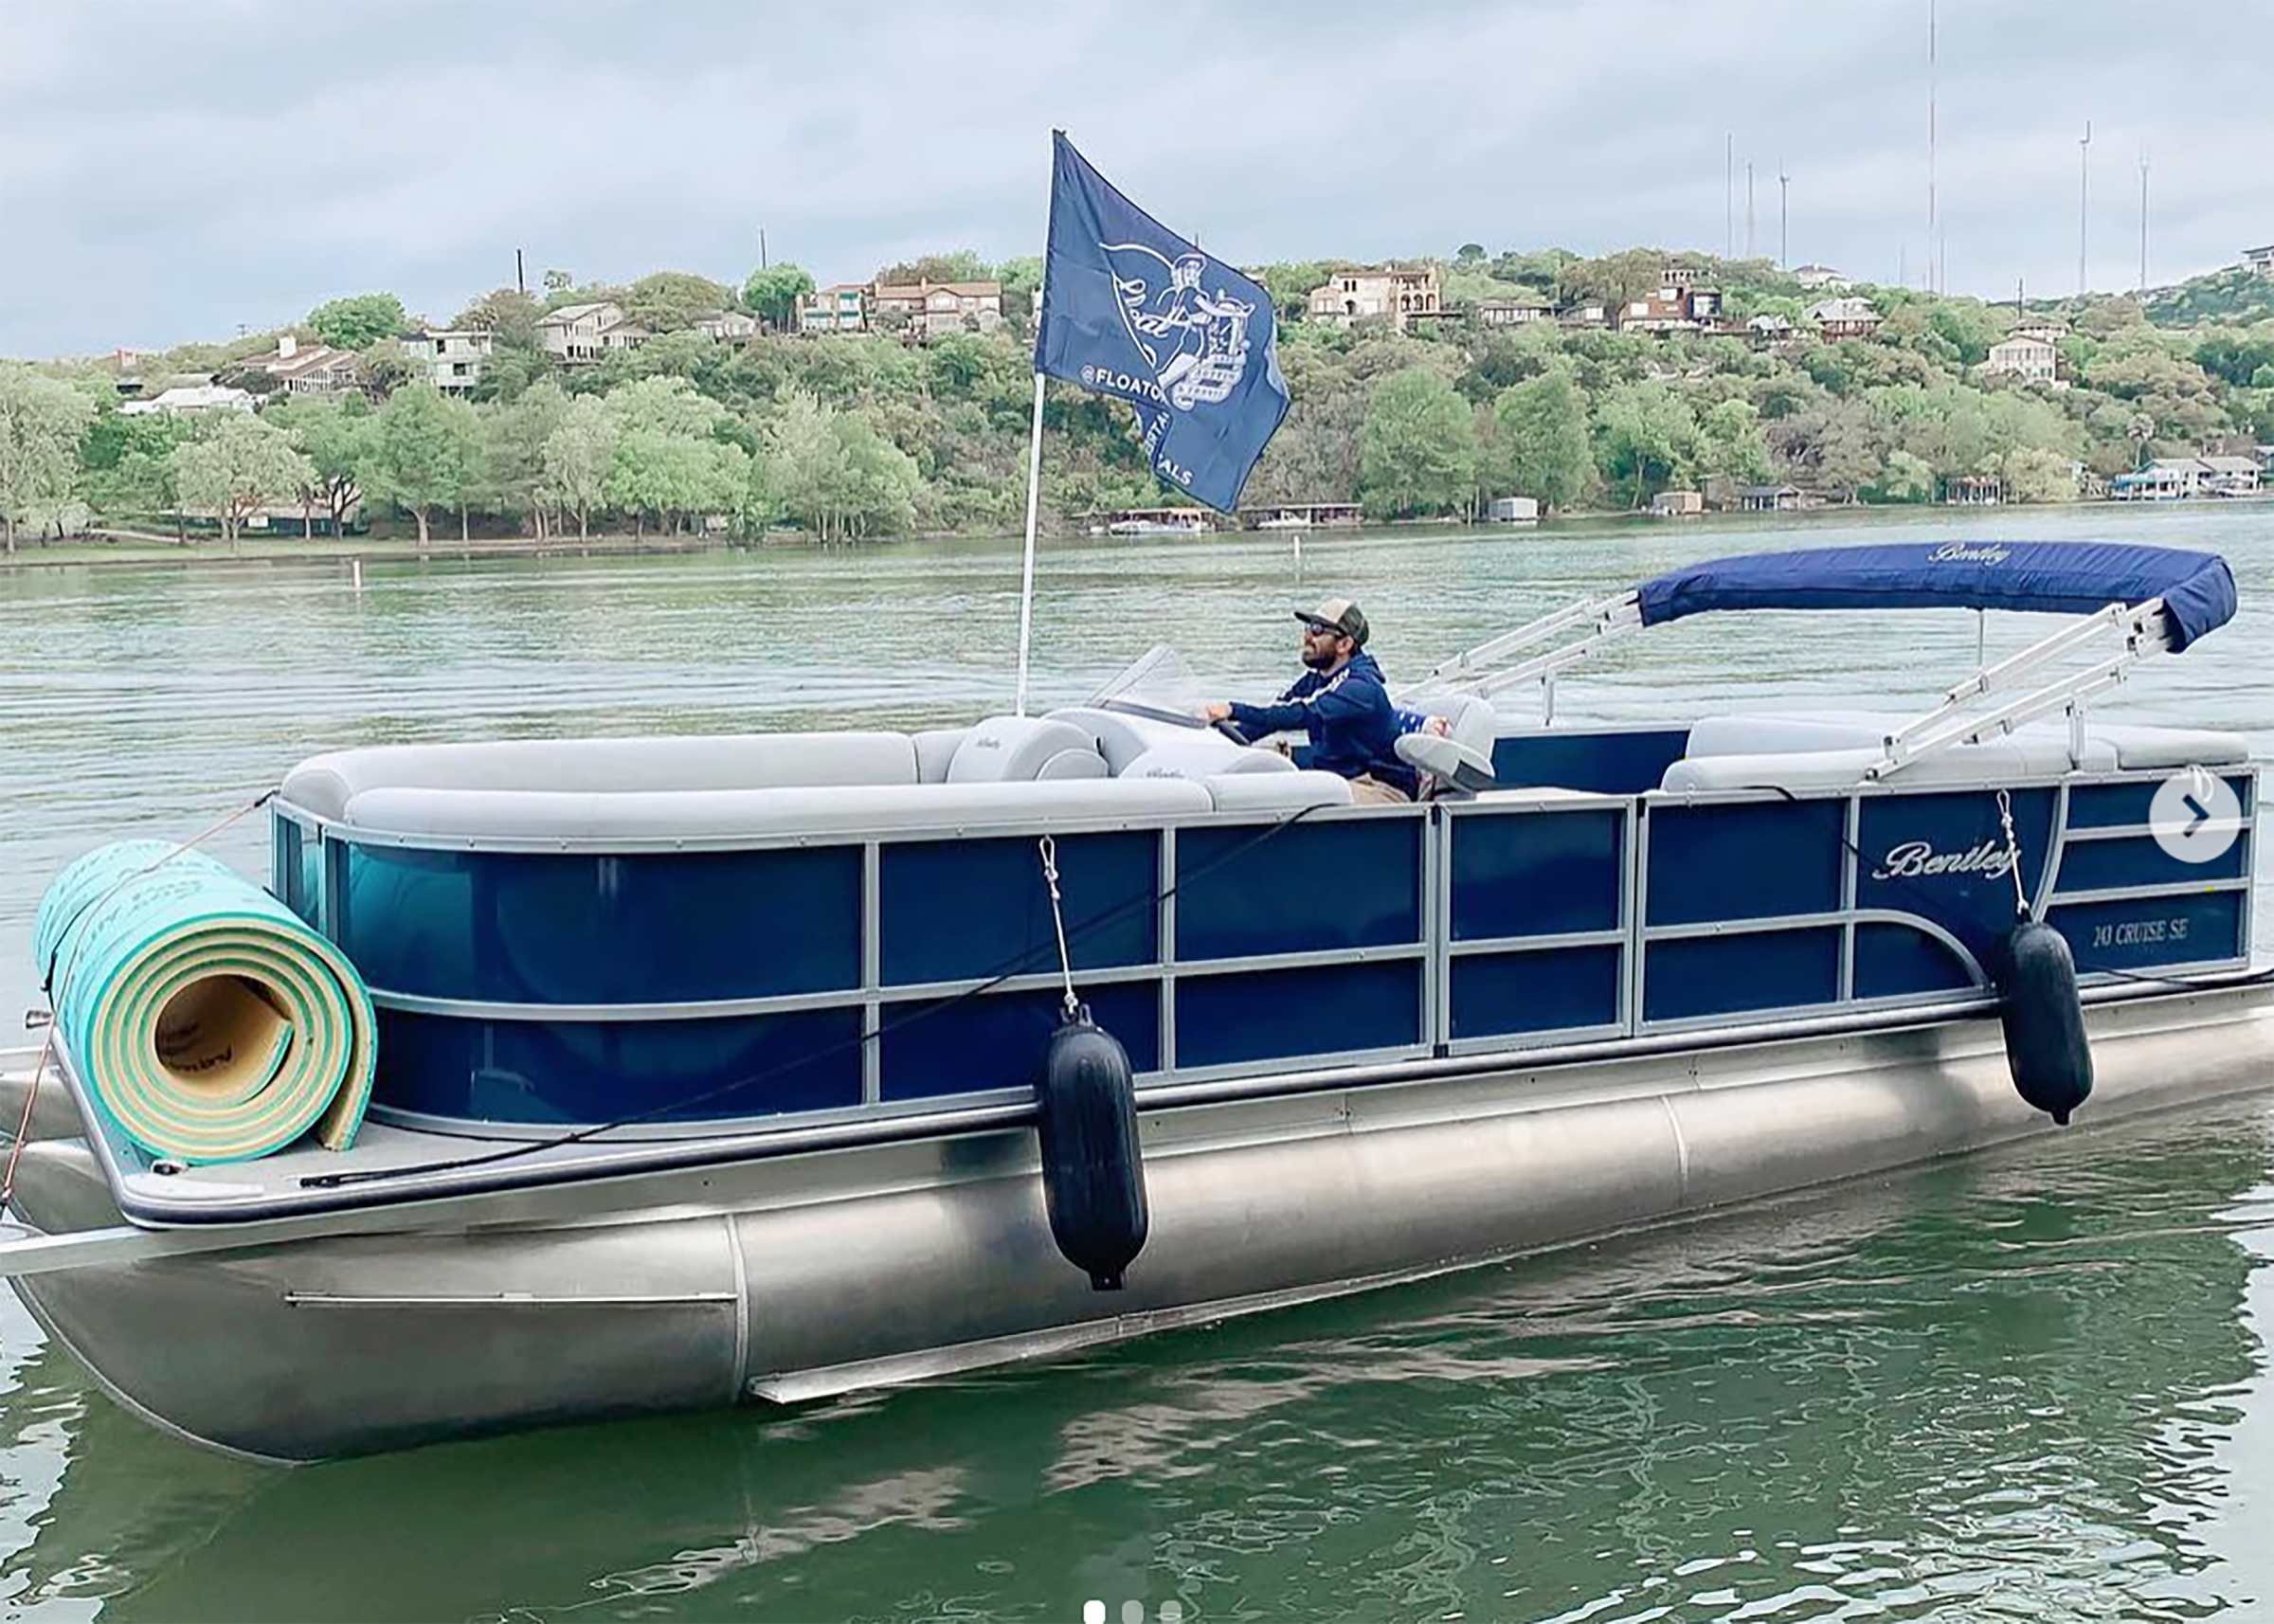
[271,738,2256,1130]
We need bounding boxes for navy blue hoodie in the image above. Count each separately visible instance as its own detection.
[1227,651,1417,798]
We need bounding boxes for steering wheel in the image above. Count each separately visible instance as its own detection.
[1210,716,1252,746]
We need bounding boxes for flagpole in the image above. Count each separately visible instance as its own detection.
[1012,368,1046,716]
[1013,129,1063,719]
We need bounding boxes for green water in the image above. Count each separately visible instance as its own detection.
[3,504,2273,1621]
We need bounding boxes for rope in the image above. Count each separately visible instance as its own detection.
[7,789,277,1204]
[1994,788,2030,921]
[1037,836,1081,1020]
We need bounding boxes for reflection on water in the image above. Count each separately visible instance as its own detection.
[0,1100,2266,1622]
[3,504,2274,1620]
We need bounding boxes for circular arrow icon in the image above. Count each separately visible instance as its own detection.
[2150,768,2244,864]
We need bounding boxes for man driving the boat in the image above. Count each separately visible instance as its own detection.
[1201,598,1420,804]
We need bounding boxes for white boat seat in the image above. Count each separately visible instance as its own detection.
[1665,737,2088,794]
[339,777,1214,841]
[2083,723,2248,770]
[1045,706,1219,774]
[1118,744,1294,781]
[281,732,921,821]
[1203,771,1354,813]
[912,728,966,784]
[1394,693,1498,796]
[1673,709,2243,791]
[946,716,1107,783]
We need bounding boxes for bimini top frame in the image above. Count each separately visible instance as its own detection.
[1420,540,2239,772]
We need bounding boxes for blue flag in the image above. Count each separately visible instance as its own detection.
[1034,132,1290,514]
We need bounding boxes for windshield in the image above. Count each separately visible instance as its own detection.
[1086,643,1215,727]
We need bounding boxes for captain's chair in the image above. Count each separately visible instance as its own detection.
[1395,694,1499,798]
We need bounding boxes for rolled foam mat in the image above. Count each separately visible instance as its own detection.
[31,839,375,1164]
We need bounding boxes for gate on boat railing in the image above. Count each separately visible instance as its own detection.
[268,765,2257,1129]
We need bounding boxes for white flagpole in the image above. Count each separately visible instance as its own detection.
[1012,368,1046,716]
[1014,132,1063,718]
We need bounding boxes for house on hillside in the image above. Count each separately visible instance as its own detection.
[1557,300,1610,330]
[692,310,761,341]
[538,301,648,364]
[1806,297,1882,338]
[799,284,872,334]
[405,327,494,393]
[871,280,1004,338]
[1794,264,1850,292]
[1618,281,1723,334]
[2245,244,2274,278]
[1475,296,1551,327]
[1981,333,2059,386]
[1746,314,1796,347]
[255,335,360,398]
[1305,265,1442,330]
[120,383,257,417]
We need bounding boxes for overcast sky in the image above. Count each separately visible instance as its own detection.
[2,0,2268,358]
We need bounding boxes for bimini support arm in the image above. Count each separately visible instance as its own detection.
[1417,592,1643,723]
[1868,597,2175,780]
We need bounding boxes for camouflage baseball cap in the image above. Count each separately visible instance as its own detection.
[1294,597,1368,647]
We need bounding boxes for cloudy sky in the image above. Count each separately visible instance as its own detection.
[1,0,2267,358]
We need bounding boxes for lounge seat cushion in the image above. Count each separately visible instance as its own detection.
[2084,723,2247,769]
[1204,771,1354,813]
[340,778,1214,842]
[1663,736,2096,794]
[282,732,920,821]
[1119,743,1294,781]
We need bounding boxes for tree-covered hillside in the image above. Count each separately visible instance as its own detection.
[4,247,2269,550]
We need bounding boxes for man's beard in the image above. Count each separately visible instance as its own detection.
[1301,645,1335,670]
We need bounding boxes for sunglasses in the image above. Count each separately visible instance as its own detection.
[1300,623,1347,640]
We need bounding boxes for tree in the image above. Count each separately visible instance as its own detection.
[741,262,816,330]
[1593,382,1699,507]
[1454,243,1488,266]
[1358,367,1476,519]
[621,271,735,332]
[484,381,570,537]
[604,374,727,440]
[875,251,988,287]
[453,287,544,351]
[1696,397,1774,486]
[605,428,749,537]
[541,396,618,540]
[1561,250,1669,328]
[0,363,97,551]
[542,269,573,294]
[83,410,193,529]
[363,384,481,547]
[764,392,923,540]
[168,412,314,550]
[354,341,423,399]
[308,293,408,352]
[270,395,372,536]
[1487,370,1593,511]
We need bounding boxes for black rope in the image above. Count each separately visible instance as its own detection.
[301,800,1339,1189]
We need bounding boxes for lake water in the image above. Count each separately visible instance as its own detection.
[3,503,2273,1622]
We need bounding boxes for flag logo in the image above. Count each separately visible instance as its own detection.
[1105,244,1255,409]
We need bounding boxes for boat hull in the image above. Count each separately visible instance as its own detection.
[9,979,2274,1462]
